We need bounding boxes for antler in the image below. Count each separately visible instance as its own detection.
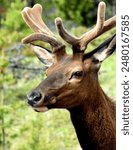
[22,2,116,55]
[21,4,65,53]
[55,2,116,52]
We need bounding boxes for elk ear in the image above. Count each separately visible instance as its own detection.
[30,44,54,67]
[83,35,116,63]
[92,35,116,62]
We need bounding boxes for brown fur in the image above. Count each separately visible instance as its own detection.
[68,67,116,150]
[27,53,116,150]
[69,89,116,150]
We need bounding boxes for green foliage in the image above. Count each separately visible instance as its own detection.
[53,0,95,26]
[0,0,31,49]
[100,53,116,98]
[53,0,115,26]
[0,0,13,8]
[2,0,25,31]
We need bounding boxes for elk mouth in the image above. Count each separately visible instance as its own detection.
[33,106,49,112]
[33,97,56,112]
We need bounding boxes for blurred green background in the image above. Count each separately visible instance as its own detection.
[0,0,116,149]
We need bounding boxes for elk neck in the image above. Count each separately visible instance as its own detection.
[68,81,116,150]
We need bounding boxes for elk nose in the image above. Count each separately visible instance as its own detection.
[27,90,42,105]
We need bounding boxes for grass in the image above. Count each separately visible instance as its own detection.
[99,53,116,99]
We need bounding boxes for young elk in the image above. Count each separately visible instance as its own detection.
[21,2,116,150]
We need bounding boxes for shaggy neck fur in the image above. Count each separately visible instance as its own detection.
[68,83,116,150]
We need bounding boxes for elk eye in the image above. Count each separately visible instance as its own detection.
[72,71,83,78]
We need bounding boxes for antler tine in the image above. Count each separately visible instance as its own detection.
[55,17,80,45]
[22,33,62,47]
[21,4,65,53]
[55,2,116,52]
[79,2,115,50]
[95,1,105,33]
[21,4,53,35]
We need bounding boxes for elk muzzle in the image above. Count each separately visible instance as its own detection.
[27,90,57,112]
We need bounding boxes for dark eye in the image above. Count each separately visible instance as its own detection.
[72,71,83,78]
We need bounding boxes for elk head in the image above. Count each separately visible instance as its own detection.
[21,2,116,112]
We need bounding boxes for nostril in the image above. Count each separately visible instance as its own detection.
[27,90,42,102]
